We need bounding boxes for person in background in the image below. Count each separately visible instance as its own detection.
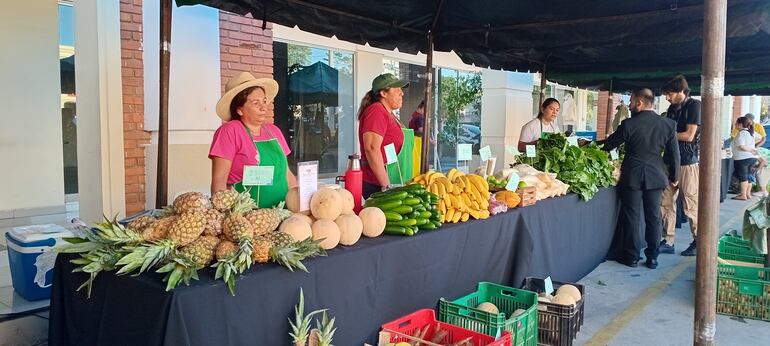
[601,88,680,269]
[408,100,425,137]
[732,116,759,200]
[731,113,766,147]
[612,100,630,132]
[518,98,561,152]
[209,72,297,208]
[359,73,414,198]
[659,75,700,257]
[747,116,769,197]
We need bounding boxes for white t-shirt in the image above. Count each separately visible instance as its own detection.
[732,129,757,160]
[520,118,560,143]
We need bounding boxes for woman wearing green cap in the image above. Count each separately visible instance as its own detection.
[358,73,415,198]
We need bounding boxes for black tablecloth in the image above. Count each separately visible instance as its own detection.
[49,188,619,346]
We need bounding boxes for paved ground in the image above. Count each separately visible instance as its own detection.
[575,194,770,346]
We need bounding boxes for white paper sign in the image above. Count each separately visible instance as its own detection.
[610,149,619,160]
[479,146,492,162]
[297,161,318,212]
[242,165,274,186]
[544,276,554,295]
[567,136,579,147]
[525,145,537,158]
[505,172,521,192]
[457,144,473,161]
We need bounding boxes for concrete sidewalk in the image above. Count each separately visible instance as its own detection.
[574,195,770,345]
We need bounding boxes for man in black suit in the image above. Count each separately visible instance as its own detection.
[602,88,680,269]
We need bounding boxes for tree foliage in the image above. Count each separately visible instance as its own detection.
[438,72,482,145]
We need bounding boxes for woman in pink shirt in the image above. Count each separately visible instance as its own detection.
[209,72,297,208]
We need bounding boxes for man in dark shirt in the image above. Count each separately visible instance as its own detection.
[659,75,701,256]
[602,88,680,268]
[408,100,425,137]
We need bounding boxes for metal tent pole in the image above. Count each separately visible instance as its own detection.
[421,32,434,174]
[156,0,172,208]
[605,79,614,138]
[694,0,727,344]
[538,66,547,108]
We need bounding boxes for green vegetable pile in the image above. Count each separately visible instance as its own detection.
[529,133,615,201]
[363,184,442,236]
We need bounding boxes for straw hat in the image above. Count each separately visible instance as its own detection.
[216,72,279,121]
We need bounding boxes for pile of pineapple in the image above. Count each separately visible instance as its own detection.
[61,190,325,296]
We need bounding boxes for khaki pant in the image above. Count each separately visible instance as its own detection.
[661,164,699,243]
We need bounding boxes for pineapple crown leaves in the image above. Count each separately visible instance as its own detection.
[271,237,326,273]
[115,239,175,276]
[271,201,293,220]
[314,311,337,346]
[230,190,257,215]
[155,205,176,218]
[69,246,125,298]
[60,215,142,253]
[289,288,328,344]
[212,259,238,296]
[157,257,199,291]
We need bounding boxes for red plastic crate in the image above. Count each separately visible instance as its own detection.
[380,309,512,346]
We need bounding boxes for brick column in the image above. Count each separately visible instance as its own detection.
[120,0,149,215]
[596,92,620,140]
[732,96,743,122]
[218,12,274,90]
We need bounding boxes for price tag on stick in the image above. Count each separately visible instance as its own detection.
[457,143,472,161]
[544,276,554,295]
[610,149,619,160]
[505,173,521,192]
[384,143,398,164]
[479,145,492,162]
[297,161,318,213]
[243,165,274,186]
[567,136,579,147]
[525,145,537,158]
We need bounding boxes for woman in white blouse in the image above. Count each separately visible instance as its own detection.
[732,116,758,200]
[518,98,561,152]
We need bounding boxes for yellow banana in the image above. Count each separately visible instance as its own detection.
[447,168,456,181]
[438,200,446,215]
[444,194,453,209]
[437,181,447,197]
[452,210,463,223]
[456,176,466,190]
[461,193,473,208]
[445,208,455,223]
[461,212,470,222]
[429,183,439,196]
[472,200,481,210]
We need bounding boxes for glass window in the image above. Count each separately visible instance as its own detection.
[59,2,78,194]
[382,58,431,126]
[436,68,482,170]
[273,42,355,178]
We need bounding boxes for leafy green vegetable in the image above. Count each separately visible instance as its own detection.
[524,133,615,201]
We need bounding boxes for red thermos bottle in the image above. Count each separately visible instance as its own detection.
[337,154,363,213]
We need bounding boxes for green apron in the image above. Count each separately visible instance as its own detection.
[386,128,415,184]
[232,124,289,208]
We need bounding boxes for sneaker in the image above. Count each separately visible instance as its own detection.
[681,241,697,256]
[659,240,675,254]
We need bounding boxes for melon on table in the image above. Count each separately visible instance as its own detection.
[551,293,576,307]
[311,219,341,250]
[288,213,314,225]
[476,302,499,315]
[358,207,386,237]
[310,188,343,220]
[337,188,355,214]
[555,284,582,301]
[285,187,310,215]
[278,216,313,241]
[335,214,363,246]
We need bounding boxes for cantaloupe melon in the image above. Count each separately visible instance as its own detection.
[311,219,341,250]
[537,296,551,311]
[289,213,314,225]
[285,187,300,213]
[511,308,526,318]
[337,188,355,213]
[310,188,343,220]
[555,284,582,301]
[551,293,576,307]
[358,207,386,237]
[476,302,499,315]
[335,214,363,246]
[278,216,312,241]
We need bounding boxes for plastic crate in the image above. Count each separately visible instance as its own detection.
[379,309,512,346]
[719,234,751,248]
[521,278,584,346]
[716,264,770,321]
[439,282,537,346]
[718,236,765,265]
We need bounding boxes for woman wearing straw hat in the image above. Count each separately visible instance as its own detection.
[358,73,415,198]
[209,72,296,208]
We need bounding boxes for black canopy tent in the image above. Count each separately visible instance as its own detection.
[162,1,761,343]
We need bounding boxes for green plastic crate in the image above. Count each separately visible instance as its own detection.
[716,264,770,321]
[439,282,538,346]
[718,236,764,264]
[719,234,751,248]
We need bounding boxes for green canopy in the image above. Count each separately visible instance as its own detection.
[177,0,770,94]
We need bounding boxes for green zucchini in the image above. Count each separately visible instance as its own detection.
[384,212,403,222]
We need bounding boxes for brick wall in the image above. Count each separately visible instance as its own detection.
[120,0,149,215]
[732,96,743,122]
[596,92,621,140]
[218,12,274,91]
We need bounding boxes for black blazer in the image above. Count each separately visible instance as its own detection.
[602,110,680,190]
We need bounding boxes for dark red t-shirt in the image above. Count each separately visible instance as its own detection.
[359,102,404,185]
[408,112,424,137]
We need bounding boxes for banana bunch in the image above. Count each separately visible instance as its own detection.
[411,168,491,223]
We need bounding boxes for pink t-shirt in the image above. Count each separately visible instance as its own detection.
[209,121,291,185]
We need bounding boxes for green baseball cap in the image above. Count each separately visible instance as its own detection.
[371,73,409,93]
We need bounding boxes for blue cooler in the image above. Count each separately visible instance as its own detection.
[5,224,73,301]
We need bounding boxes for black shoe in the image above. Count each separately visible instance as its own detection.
[681,241,697,256]
[645,258,658,269]
[618,258,639,268]
[659,240,675,254]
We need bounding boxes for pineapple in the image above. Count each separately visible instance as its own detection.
[223,213,253,243]
[203,209,225,237]
[157,235,220,291]
[314,312,336,346]
[172,191,211,214]
[266,231,294,249]
[290,288,327,346]
[251,236,271,264]
[211,189,239,212]
[126,215,156,233]
[213,191,257,294]
[245,202,292,237]
[142,216,177,242]
[260,233,326,272]
[116,212,205,276]
[215,240,238,261]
